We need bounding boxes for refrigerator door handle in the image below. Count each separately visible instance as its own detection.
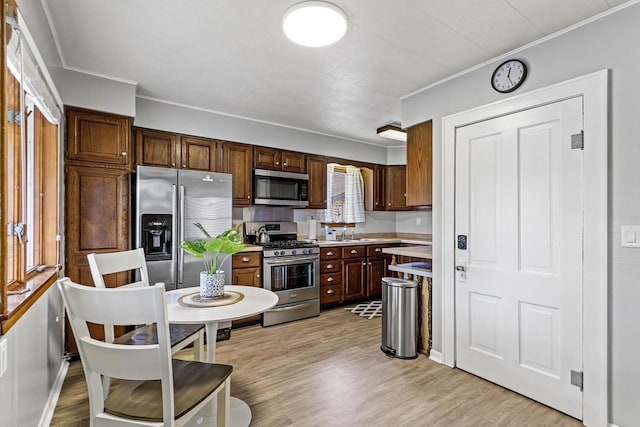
[179,184,185,285]
[171,184,178,287]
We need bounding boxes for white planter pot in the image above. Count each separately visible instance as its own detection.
[200,271,225,299]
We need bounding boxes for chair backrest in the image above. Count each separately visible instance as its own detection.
[58,277,175,425]
[87,248,150,289]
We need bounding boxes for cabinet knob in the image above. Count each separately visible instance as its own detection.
[327,264,333,269]
[375,248,381,252]
[242,257,250,262]
[182,164,186,168]
[256,274,260,278]
[375,202,378,205]
[327,251,333,256]
[388,203,391,206]
[283,162,288,166]
[327,277,334,282]
[350,249,358,254]
[275,161,280,165]
[247,195,251,199]
[327,289,335,294]
[121,152,127,156]
[171,162,176,166]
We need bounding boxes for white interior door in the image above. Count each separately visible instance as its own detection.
[454,97,584,418]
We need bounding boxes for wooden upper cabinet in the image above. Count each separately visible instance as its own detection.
[221,142,253,206]
[254,146,281,171]
[254,146,305,173]
[281,151,306,173]
[66,108,131,166]
[135,128,179,168]
[306,155,327,209]
[180,136,217,171]
[374,165,386,211]
[386,165,410,211]
[406,120,433,206]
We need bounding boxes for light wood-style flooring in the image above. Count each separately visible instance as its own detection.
[51,306,582,426]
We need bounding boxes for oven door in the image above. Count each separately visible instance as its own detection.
[263,255,319,305]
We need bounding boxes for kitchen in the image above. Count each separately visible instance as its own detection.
[1,1,639,426]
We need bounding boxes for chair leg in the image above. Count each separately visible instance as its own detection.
[216,377,231,427]
[194,329,205,362]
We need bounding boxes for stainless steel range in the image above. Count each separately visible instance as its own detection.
[245,222,320,326]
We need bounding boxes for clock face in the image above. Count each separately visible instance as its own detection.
[491,60,527,93]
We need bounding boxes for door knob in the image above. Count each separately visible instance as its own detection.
[456,265,466,272]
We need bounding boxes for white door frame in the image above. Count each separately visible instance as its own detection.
[440,70,608,426]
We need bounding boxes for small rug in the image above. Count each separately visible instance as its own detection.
[178,290,244,308]
[344,300,382,319]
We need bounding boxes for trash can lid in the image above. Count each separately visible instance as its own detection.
[381,277,418,288]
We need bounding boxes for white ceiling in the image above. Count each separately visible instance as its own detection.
[42,0,627,146]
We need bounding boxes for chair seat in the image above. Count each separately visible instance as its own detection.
[104,359,232,422]
[114,323,205,348]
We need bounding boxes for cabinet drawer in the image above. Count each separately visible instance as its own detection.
[367,244,388,257]
[320,247,341,260]
[342,246,366,259]
[320,284,342,305]
[320,272,342,286]
[320,260,341,273]
[232,252,261,268]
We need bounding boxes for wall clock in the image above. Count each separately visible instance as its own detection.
[491,59,527,93]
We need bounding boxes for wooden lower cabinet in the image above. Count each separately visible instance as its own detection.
[343,257,367,301]
[367,257,390,298]
[64,163,131,354]
[231,252,262,326]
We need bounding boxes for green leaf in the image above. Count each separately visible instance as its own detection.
[182,226,246,272]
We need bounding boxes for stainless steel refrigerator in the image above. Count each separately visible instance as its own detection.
[135,165,233,289]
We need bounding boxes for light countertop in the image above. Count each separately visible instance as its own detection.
[317,238,431,247]
[382,245,433,259]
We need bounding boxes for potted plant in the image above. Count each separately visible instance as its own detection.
[180,223,245,299]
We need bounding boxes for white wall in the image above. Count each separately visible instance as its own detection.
[134,97,388,164]
[49,67,137,117]
[401,3,640,425]
[0,284,65,426]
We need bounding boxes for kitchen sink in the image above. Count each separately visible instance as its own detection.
[338,238,381,242]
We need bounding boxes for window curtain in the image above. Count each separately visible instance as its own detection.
[325,163,365,223]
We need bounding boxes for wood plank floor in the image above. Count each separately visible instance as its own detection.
[51,306,582,426]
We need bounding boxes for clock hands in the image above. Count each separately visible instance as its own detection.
[507,67,514,85]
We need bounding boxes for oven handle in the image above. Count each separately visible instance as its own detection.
[267,301,318,312]
[264,256,319,265]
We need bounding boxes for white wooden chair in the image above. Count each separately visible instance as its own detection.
[87,248,205,362]
[58,277,232,427]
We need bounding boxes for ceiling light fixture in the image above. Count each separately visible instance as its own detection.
[377,124,407,142]
[282,1,348,47]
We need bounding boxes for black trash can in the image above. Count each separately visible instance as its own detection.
[380,277,418,359]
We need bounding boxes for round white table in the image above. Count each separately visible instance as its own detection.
[166,285,278,427]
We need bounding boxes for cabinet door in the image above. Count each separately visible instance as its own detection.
[66,108,131,166]
[406,120,433,206]
[343,258,366,301]
[374,165,386,211]
[64,165,130,353]
[307,155,327,209]
[386,165,410,210]
[221,142,253,206]
[254,146,281,170]
[135,128,179,168]
[282,151,306,173]
[180,136,217,171]
[231,266,262,325]
[367,256,391,298]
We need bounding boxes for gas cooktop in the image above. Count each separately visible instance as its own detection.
[260,240,318,249]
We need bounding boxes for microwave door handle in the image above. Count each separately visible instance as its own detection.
[264,256,319,265]
[171,184,178,287]
[179,184,185,286]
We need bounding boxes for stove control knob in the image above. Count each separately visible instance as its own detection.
[302,249,308,254]
[291,250,297,255]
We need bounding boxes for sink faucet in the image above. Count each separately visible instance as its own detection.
[341,226,347,241]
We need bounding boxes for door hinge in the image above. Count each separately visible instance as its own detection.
[571,131,584,150]
[571,370,583,391]
[7,109,21,124]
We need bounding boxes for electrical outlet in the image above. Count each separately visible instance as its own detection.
[416,218,421,226]
[0,339,7,378]
[621,225,640,248]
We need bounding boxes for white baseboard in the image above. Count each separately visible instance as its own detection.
[429,350,443,364]
[39,360,69,427]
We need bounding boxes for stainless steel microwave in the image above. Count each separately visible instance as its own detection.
[253,169,309,207]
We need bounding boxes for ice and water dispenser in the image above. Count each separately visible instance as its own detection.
[141,214,172,261]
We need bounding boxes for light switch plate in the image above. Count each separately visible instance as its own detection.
[621,225,640,248]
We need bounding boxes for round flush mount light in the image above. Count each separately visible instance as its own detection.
[283,1,347,47]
